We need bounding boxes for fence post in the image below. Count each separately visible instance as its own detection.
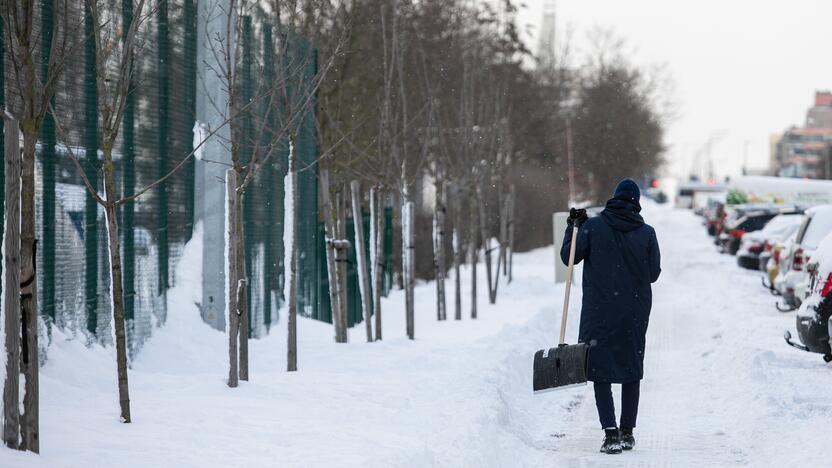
[84,2,99,335]
[262,23,276,327]
[41,0,56,327]
[121,0,136,331]
[184,0,197,239]
[156,0,170,298]
[239,16,254,349]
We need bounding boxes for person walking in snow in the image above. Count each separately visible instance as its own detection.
[560,179,661,455]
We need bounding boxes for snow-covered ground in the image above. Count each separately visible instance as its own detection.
[2,204,831,467]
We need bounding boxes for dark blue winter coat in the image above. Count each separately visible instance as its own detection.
[560,180,661,383]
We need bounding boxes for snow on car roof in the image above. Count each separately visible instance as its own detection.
[812,230,832,277]
[759,214,803,241]
[763,213,803,230]
[805,204,832,216]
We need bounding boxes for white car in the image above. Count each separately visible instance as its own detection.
[736,213,803,270]
[778,206,832,309]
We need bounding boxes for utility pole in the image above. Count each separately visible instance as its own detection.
[566,117,575,206]
[742,140,749,176]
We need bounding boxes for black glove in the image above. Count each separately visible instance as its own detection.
[567,207,588,228]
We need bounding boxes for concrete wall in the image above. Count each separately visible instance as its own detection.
[195,0,234,330]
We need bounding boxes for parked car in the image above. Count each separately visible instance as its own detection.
[784,231,832,362]
[704,199,725,236]
[772,231,798,295]
[717,206,781,255]
[777,205,832,309]
[766,231,797,292]
[736,213,803,270]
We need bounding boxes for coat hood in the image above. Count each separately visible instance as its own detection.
[600,179,644,232]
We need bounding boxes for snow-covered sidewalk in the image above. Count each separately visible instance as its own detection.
[2,204,831,467]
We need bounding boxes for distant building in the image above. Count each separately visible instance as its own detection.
[807,91,832,128]
[769,133,781,172]
[773,92,832,178]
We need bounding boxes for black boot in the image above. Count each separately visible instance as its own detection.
[620,428,635,451]
[600,429,622,454]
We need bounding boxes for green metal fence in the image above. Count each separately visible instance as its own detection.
[15,1,208,354]
[315,209,394,325]
[2,2,389,360]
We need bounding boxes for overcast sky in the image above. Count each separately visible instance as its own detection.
[516,0,832,179]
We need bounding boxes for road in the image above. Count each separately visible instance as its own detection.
[523,206,830,467]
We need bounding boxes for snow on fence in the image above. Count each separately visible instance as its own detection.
[1,3,394,366]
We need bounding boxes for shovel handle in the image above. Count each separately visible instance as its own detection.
[560,224,579,345]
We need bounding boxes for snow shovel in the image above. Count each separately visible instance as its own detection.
[533,221,589,393]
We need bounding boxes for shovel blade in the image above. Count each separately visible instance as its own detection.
[533,343,589,393]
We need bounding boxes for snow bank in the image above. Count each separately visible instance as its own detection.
[3,203,832,467]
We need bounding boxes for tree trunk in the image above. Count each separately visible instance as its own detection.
[286,244,298,371]
[508,184,516,283]
[16,126,37,449]
[453,191,461,321]
[434,177,446,321]
[391,191,403,290]
[102,149,132,423]
[236,190,248,381]
[237,276,248,377]
[351,181,373,342]
[286,237,298,371]
[3,117,21,449]
[477,185,497,304]
[225,169,239,388]
[506,184,517,283]
[286,137,298,371]
[499,188,508,277]
[370,187,384,340]
[16,131,36,452]
[403,198,415,339]
[468,192,478,319]
[335,189,349,342]
[319,170,344,342]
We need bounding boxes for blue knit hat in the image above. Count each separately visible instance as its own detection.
[613,179,641,205]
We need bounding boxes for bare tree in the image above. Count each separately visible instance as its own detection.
[1,0,83,450]
[198,0,346,374]
[324,0,427,339]
[285,138,298,370]
[370,187,385,339]
[351,180,374,341]
[319,169,348,342]
[48,0,154,424]
[49,0,264,412]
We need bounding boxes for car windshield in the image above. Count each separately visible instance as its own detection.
[776,223,801,242]
[801,213,832,250]
[738,214,775,231]
[761,214,803,238]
